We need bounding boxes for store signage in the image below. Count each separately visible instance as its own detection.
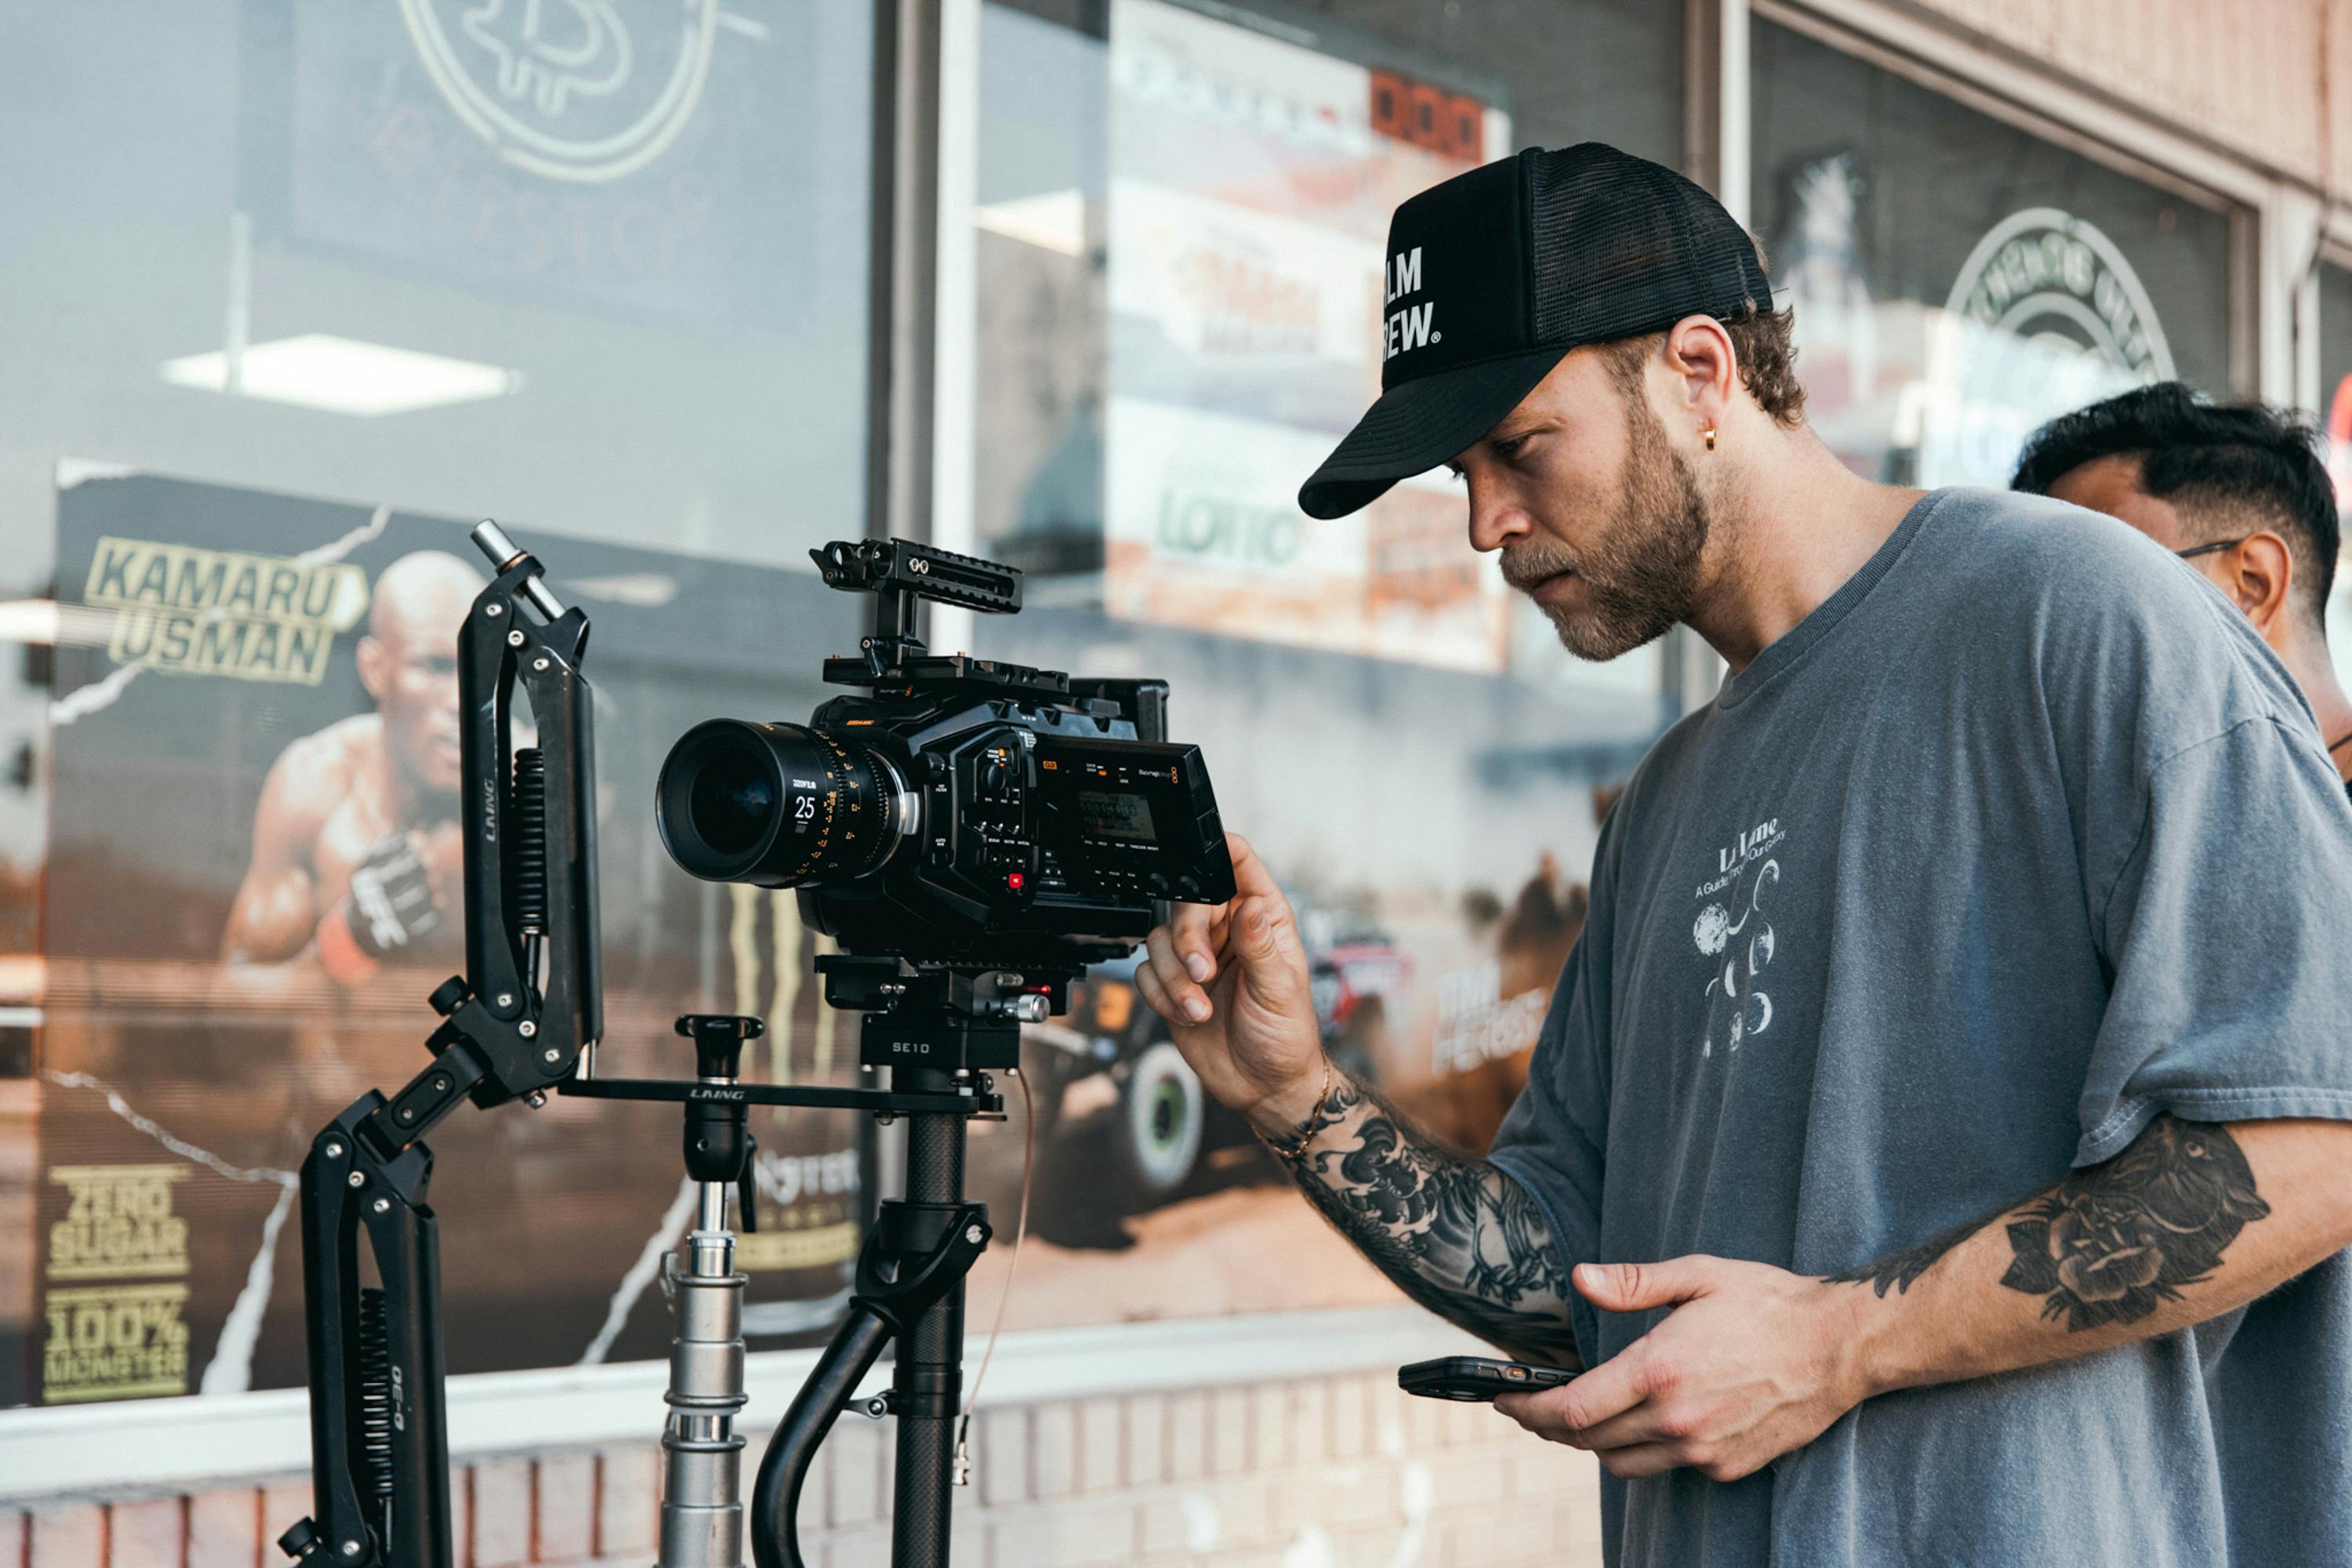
[1920,207,2176,487]
[260,2,828,339]
[1102,0,1512,671]
[394,0,725,183]
[82,537,370,685]
[1947,208,2172,376]
[42,1164,194,1403]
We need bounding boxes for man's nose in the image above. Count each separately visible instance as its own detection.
[1465,476,1532,554]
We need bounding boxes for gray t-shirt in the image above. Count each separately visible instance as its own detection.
[1490,487,2352,1567]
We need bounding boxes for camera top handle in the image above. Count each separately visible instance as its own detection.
[811,539,1023,684]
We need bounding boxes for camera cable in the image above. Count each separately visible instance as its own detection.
[953,1067,1034,1485]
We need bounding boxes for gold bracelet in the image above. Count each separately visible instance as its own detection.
[1261,1056,1335,1161]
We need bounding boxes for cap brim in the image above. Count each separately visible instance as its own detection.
[1297,347,1569,520]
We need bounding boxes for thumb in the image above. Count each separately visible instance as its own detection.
[1575,1257,1712,1312]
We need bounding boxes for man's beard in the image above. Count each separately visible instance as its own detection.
[1501,395,1710,662]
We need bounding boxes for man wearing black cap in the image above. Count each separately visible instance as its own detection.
[1137,143,2352,1566]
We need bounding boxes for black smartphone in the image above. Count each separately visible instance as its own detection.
[1397,1356,1575,1402]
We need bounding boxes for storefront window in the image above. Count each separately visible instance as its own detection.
[963,0,1681,1330]
[2,2,879,1408]
[2314,259,2352,686]
[1751,20,2237,489]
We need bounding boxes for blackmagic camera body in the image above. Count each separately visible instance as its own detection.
[656,538,1238,993]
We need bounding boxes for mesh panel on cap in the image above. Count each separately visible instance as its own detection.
[1528,144,1770,347]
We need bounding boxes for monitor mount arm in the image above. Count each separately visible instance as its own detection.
[278,521,601,1568]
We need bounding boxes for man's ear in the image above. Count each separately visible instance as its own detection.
[355,635,390,704]
[2227,532,2294,633]
[1659,314,1737,438]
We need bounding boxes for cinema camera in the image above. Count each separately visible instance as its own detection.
[278,527,1236,1568]
[655,536,1237,1067]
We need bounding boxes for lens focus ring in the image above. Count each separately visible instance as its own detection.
[777,730,897,886]
[656,720,902,887]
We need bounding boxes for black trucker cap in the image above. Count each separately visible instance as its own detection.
[1298,142,1773,520]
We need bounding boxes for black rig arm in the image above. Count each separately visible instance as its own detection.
[279,522,603,1568]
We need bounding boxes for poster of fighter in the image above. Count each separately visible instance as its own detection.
[9,470,871,1408]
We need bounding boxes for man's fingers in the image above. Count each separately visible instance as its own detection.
[1574,1257,1717,1314]
[1490,1390,1570,1443]
[1560,1403,1673,1452]
[1547,1345,1653,1432]
[1593,1442,1686,1481]
[1167,900,1225,985]
[1168,833,1276,985]
[1223,833,1283,903]
[1144,925,1210,1024]
[1232,895,1305,979]
[1134,960,1178,1029]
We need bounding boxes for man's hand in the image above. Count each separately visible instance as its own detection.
[1134,832,1327,1136]
[1493,1258,1869,1483]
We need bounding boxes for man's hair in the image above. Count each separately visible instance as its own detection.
[1599,306,1807,426]
[2012,383,2340,622]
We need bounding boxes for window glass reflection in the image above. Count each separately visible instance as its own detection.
[1752,21,2235,489]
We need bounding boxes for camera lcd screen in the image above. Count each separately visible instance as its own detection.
[1077,788,1156,841]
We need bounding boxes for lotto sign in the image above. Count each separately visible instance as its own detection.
[1102,0,1511,670]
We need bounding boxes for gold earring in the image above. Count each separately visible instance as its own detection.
[1701,424,1718,452]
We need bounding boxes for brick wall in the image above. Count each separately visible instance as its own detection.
[0,1372,1604,1568]
[1900,0,2341,189]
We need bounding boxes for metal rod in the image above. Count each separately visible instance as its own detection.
[659,1187,748,1568]
[469,520,567,622]
[891,1066,967,1568]
[469,520,525,572]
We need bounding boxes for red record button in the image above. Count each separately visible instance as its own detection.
[1005,871,1025,893]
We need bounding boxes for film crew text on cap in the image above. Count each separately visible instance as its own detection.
[1298,142,1772,521]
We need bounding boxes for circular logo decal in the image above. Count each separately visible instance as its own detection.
[396,0,722,183]
[1919,207,2177,487]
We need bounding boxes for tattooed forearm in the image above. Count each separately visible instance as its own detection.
[1272,1069,1582,1366]
[1824,1201,2013,1299]
[1824,1115,2272,1332]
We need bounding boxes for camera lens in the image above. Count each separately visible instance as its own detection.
[657,719,902,887]
[688,740,777,858]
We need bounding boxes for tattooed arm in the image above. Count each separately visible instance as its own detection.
[1488,1113,2352,1483]
[1136,833,1583,1367]
[1269,1069,1583,1367]
[1820,1113,2348,1385]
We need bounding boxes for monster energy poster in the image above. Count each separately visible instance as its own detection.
[9,470,870,1407]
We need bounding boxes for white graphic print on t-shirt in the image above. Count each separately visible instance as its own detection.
[1692,817,1786,1058]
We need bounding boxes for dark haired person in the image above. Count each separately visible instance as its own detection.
[1136,143,2352,1566]
[2014,383,2352,790]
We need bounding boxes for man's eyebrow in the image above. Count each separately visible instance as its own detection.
[1447,418,1555,473]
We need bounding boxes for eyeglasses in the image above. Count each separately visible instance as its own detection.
[2176,538,2245,561]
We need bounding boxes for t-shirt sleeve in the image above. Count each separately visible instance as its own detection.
[2077,713,2352,1165]
[1487,929,1610,1364]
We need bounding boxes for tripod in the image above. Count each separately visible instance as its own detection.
[564,959,1039,1568]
